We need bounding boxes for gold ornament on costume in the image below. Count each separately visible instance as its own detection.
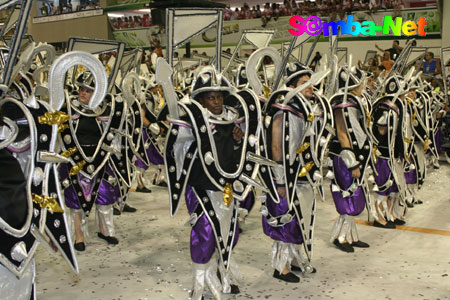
[61,147,78,158]
[223,183,233,207]
[423,137,430,151]
[372,145,378,163]
[57,123,69,132]
[38,111,70,125]
[298,161,315,177]
[32,194,64,213]
[412,112,416,121]
[403,137,412,144]
[405,153,411,164]
[38,111,70,132]
[365,108,371,126]
[69,160,86,176]
[262,85,272,98]
[296,142,310,154]
[307,113,314,123]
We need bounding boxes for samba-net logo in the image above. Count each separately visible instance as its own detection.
[288,16,427,37]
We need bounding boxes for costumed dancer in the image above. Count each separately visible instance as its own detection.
[134,83,169,192]
[371,74,413,229]
[59,68,121,251]
[259,60,319,282]
[1,48,81,298]
[403,80,426,207]
[328,65,373,252]
[157,58,263,299]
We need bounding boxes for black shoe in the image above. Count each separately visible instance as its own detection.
[156,181,168,187]
[74,242,85,251]
[406,202,414,208]
[415,200,423,205]
[123,203,137,213]
[230,285,240,294]
[393,219,406,225]
[291,265,317,273]
[113,206,121,215]
[238,225,243,234]
[97,232,119,245]
[333,239,354,253]
[136,187,152,193]
[352,240,370,248]
[273,270,300,283]
[373,220,396,229]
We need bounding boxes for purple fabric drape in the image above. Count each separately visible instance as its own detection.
[262,192,303,245]
[185,185,239,264]
[330,156,367,216]
[374,157,399,196]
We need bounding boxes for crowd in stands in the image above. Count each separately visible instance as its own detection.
[39,1,101,17]
[223,0,411,21]
[110,14,152,29]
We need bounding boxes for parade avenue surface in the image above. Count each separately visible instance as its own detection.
[35,163,450,300]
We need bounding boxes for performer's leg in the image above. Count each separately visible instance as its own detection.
[330,214,361,252]
[72,209,87,243]
[96,204,119,244]
[191,255,222,300]
[271,241,302,282]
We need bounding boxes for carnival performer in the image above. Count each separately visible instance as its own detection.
[158,58,262,299]
[60,73,119,251]
[328,65,372,252]
[260,62,318,282]
[403,87,424,207]
[371,75,411,229]
[134,89,167,193]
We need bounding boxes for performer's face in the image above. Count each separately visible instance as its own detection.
[297,75,314,99]
[199,91,224,115]
[79,86,94,105]
[408,90,416,99]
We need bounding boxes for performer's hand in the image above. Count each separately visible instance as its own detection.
[232,126,243,142]
[351,168,361,179]
[277,186,286,198]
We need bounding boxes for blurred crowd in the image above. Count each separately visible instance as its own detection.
[223,0,409,22]
[110,14,152,29]
[39,1,101,17]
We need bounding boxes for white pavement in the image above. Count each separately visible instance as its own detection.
[36,163,450,300]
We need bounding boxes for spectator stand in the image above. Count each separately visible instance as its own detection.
[400,46,442,81]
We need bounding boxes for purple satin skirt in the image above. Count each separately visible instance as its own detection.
[134,130,164,169]
[61,163,118,210]
[404,168,417,185]
[374,158,398,196]
[185,185,239,264]
[262,192,303,245]
[330,156,366,216]
[239,191,255,212]
[435,127,443,154]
